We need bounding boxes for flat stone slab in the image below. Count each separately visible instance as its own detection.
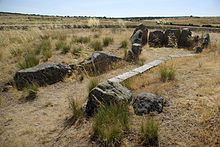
[132,64,153,74]
[107,54,198,84]
[148,59,164,66]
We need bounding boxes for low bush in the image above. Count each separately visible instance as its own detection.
[103,37,114,47]
[26,85,39,100]
[92,103,130,146]
[90,41,103,51]
[55,41,66,50]
[140,117,159,146]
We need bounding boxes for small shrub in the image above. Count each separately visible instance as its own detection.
[87,77,99,92]
[92,103,130,146]
[159,65,176,82]
[74,36,90,44]
[18,53,39,69]
[140,117,159,146]
[103,37,114,47]
[91,41,103,51]
[38,39,52,52]
[69,98,84,120]
[120,40,128,48]
[72,47,82,56]
[40,34,50,40]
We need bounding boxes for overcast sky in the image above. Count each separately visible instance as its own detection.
[0,0,220,17]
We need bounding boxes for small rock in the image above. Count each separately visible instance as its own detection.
[132,92,169,116]
[196,46,203,53]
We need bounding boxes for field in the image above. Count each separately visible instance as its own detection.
[0,13,220,146]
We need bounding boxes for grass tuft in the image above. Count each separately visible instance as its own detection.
[71,47,82,56]
[74,36,90,44]
[159,65,176,82]
[120,40,128,48]
[90,41,103,51]
[92,103,130,146]
[69,98,84,120]
[140,117,159,146]
[18,53,39,69]
[87,77,99,92]
[103,37,114,47]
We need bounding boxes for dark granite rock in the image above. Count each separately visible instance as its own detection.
[132,92,169,115]
[149,30,164,47]
[164,29,181,47]
[84,81,132,116]
[14,63,71,90]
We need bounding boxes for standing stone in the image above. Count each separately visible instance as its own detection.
[84,81,132,116]
[164,29,181,47]
[132,92,169,116]
[202,33,210,48]
[149,30,164,47]
[14,63,71,90]
[130,23,148,46]
[178,28,192,48]
[126,43,142,61]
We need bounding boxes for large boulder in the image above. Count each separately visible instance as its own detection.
[132,92,169,116]
[126,43,142,61]
[178,28,192,48]
[14,63,71,90]
[78,51,122,73]
[164,29,181,47]
[130,24,148,46]
[84,81,132,116]
[149,30,164,47]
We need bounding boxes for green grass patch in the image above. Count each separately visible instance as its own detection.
[71,47,82,56]
[74,36,91,44]
[92,103,130,146]
[140,117,159,146]
[103,37,114,47]
[87,77,99,92]
[18,53,39,69]
[91,41,103,51]
[120,40,128,48]
[159,65,176,82]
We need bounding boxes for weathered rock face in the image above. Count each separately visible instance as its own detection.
[132,92,169,116]
[178,28,192,48]
[130,24,148,46]
[78,51,122,73]
[14,63,71,90]
[84,81,132,116]
[130,30,143,44]
[149,30,164,47]
[126,43,142,61]
[164,29,181,47]
[202,33,210,48]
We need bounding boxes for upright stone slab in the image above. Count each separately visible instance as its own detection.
[202,33,210,48]
[178,28,192,48]
[149,30,164,47]
[130,23,148,46]
[14,63,71,90]
[164,29,181,47]
[126,43,142,61]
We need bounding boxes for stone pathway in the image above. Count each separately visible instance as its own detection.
[108,54,197,83]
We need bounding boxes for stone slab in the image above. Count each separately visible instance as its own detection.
[148,59,164,66]
[132,64,154,74]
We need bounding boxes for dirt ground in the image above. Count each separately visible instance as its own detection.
[0,27,219,146]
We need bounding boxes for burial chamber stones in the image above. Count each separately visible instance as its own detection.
[78,51,122,73]
[14,63,71,90]
[130,23,148,46]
